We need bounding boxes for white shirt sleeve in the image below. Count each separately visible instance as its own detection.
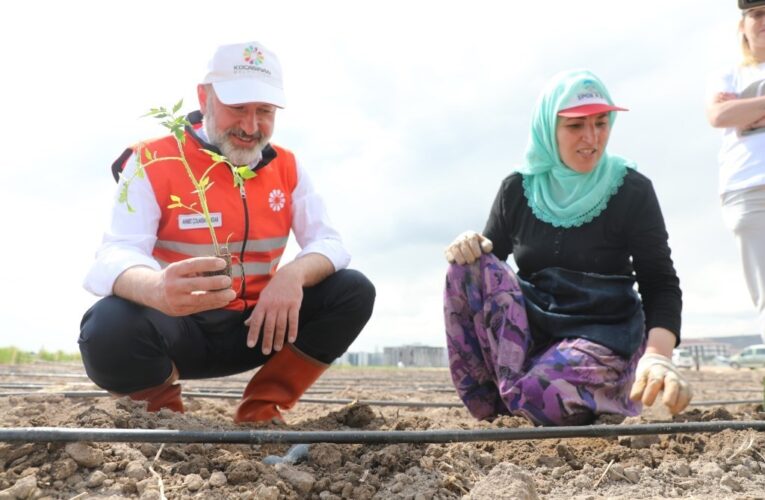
[706,66,736,102]
[83,153,162,296]
[291,159,351,271]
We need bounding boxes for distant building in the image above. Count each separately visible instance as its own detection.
[679,339,732,359]
[334,345,448,367]
[682,334,762,357]
[383,345,448,367]
[334,351,385,366]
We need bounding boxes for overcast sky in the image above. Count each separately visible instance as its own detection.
[0,0,754,353]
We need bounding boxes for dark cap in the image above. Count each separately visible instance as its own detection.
[740,0,765,10]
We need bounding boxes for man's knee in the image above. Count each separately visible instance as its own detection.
[79,296,166,392]
[80,297,143,355]
[325,269,376,319]
[296,270,375,363]
[344,269,376,316]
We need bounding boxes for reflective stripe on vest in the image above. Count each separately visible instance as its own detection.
[155,237,289,255]
[155,256,284,278]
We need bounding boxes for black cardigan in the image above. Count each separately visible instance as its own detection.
[483,169,682,343]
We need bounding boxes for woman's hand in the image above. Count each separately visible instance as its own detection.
[629,327,692,415]
[714,91,738,104]
[629,353,692,414]
[444,231,493,264]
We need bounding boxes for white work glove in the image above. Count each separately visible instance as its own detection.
[444,231,494,264]
[629,353,692,415]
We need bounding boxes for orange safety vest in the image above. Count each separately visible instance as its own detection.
[119,122,297,311]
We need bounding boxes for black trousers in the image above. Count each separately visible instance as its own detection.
[79,269,375,394]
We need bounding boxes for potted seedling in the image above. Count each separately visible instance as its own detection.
[118,100,256,279]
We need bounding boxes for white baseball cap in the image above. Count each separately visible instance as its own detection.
[557,80,628,118]
[202,42,286,108]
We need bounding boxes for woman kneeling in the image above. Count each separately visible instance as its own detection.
[444,69,692,426]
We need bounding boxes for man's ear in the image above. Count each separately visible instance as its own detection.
[197,84,208,114]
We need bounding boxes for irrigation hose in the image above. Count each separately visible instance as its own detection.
[1,421,764,444]
[1,391,763,409]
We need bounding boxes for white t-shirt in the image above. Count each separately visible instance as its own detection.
[709,63,765,195]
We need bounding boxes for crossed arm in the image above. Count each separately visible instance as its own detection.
[706,91,765,131]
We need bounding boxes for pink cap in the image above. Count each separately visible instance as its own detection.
[558,103,629,118]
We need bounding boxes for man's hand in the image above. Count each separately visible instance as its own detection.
[444,231,493,265]
[113,257,235,316]
[154,257,236,316]
[629,353,692,415]
[245,268,303,355]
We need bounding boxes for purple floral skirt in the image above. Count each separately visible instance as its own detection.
[444,254,644,426]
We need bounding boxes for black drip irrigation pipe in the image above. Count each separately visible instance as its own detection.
[0,383,95,389]
[0,372,89,379]
[298,398,460,408]
[0,391,463,407]
[1,421,764,444]
[688,399,763,406]
[2,379,759,394]
[1,391,762,409]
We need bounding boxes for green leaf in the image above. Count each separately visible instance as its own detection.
[199,176,209,189]
[236,166,257,180]
[118,185,128,203]
[174,128,185,144]
[136,168,145,179]
[126,202,135,213]
[143,148,152,162]
[201,149,227,164]
[170,194,181,203]
[172,99,183,114]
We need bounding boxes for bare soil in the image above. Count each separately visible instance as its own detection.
[1,363,764,499]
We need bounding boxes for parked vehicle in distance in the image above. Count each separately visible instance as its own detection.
[672,349,694,369]
[729,344,765,369]
[712,355,731,367]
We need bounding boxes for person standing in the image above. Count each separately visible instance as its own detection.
[707,0,765,344]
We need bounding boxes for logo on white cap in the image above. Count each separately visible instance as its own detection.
[562,80,608,109]
[203,41,286,108]
[232,45,272,77]
[244,46,264,66]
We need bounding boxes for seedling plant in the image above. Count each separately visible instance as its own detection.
[118,100,256,258]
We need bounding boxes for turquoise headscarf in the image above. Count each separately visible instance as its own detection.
[517,69,636,228]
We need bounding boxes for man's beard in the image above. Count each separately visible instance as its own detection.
[203,98,270,167]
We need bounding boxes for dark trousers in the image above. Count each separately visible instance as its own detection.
[79,269,375,394]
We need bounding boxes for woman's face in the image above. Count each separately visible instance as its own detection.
[741,7,765,51]
[555,113,610,173]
